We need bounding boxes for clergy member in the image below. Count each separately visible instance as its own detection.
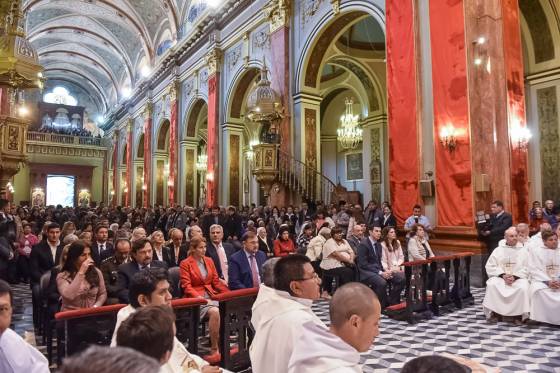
[528,231,560,325]
[287,283,381,373]
[482,227,530,324]
[250,254,325,373]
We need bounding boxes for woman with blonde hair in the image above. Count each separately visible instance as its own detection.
[61,221,76,240]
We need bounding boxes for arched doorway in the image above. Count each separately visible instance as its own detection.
[182,98,208,206]
[296,12,387,204]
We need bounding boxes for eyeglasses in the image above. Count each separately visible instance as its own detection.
[294,272,320,281]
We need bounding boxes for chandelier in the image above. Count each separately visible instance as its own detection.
[196,153,207,172]
[337,98,363,150]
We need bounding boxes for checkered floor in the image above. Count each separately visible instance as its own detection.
[311,288,560,373]
[9,284,560,373]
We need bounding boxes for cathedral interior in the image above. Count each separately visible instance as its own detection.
[1,0,560,372]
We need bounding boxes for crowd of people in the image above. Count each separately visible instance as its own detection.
[0,197,558,372]
[35,126,98,138]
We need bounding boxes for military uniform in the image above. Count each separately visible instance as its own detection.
[100,255,129,304]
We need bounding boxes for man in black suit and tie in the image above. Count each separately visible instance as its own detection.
[92,224,114,266]
[357,225,404,307]
[205,224,236,283]
[116,238,167,303]
[480,200,513,282]
[228,231,267,290]
[29,222,63,327]
[201,207,227,240]
[166,228,188,267]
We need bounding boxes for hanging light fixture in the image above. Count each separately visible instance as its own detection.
[337,98,363,150]
[196,153,208,172]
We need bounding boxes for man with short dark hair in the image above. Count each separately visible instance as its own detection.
[60,345,160,373]
[481,200,514,282]
[101,238,132,304]
[92,224,114,266]
[228,231,267,290]
[288,283,381,372]
[116,238,167,303]
[404,204,433,234]
[116,305,175,365]
[111,269,216,373]
[250,254,325,373]
[0,280,49,373]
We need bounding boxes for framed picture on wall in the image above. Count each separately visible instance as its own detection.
[345,152,363,181]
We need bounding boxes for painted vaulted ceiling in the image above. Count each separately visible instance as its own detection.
[23,0,201,120]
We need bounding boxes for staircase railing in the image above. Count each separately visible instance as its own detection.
[277,149,338,205]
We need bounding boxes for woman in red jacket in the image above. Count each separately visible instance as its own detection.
[273,225,296,257]
[179,236,229,360]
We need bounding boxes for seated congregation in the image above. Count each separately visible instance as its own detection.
[1,200,559,372]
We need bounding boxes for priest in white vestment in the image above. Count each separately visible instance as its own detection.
[528,231,560,325]
[483,227,530,322]
[288,283,381,373]
[250,256,324,373]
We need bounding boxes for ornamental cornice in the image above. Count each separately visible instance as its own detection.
[26,144,106,159]
[263,0,290,33]
[205,48,223,75]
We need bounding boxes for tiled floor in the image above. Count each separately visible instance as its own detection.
[10,284,560,373]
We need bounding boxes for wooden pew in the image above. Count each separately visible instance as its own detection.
[211,288,259,371]
[171,297,207,355]
[385,259,432,324]
[55,304,126,364]
[428,255,454,316]
[451,252,475,308]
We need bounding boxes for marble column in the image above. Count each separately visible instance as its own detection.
[168,82,179,206]
[112,130,119,207]
[266,0,291,154]
[142,102,153,208]
[125,119,133,206]
[465,0,529,223]
[221,123,244,206]
[206,48,222,207]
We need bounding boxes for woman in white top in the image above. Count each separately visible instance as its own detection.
[306,227,331,298]
[407,224,434,261]
[381,227,405,272]
[320,227,355,295]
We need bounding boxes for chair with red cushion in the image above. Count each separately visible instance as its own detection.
[210,288,259,371]
[171,297,207,355]
[55,304,126,365]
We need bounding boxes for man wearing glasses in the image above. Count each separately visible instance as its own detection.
[250,254,324,373]
[0,279,49,373]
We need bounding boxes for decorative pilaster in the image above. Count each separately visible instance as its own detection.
[265,0,291,154]
[168,80,179,206]
[205,48,222,207]
[112,130,119,207]
[142,102,153,208]
[125,119,133,206]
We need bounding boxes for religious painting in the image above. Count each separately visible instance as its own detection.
[136,166,143,207]
[78,189,91,207]
[185,149,195,205]
[156,160,164,206]
[369,160,381,184]
[229,135,240,206]
[31,188,45,207]
[304,108,317,170]
[345,152,363,181]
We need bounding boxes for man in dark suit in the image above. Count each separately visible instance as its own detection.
[92,224,114,266]
[29,222,63,328]
[201,207,227,239]
[356,225,404,307]
[166,228,188,267]
[228,231,267,290]
[116,238,167,303]
[480,200,513,282]
[205,224,236,282]
[224,206,243,240]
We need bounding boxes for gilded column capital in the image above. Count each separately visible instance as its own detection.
[167,80,180,102]
[205,48,223,75]
[126,118,134,132]
[143,101,153,119]
[263,0,290,33]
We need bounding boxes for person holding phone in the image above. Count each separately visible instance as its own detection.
[404,205,433,238]
[57,240,107,311]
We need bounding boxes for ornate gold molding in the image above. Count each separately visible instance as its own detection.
[263,0,290,33]
[143,101,153,119]
[205,48,223,75]
[330,0,340,15]
[26,143,105,159]
[167,79,180,101]
[126,118,133,133]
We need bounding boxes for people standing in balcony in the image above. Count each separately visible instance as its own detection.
[274,226,296,257]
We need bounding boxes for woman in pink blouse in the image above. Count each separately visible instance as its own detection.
[17,223,38,283]
[56,240,106,311]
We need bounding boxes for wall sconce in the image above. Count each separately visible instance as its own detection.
[439,125,458,152]
[141,185,147,191]
[206,172,214,182]
[110,191,115,196]
[511,124,532,150]
[123,187,128,193]
[168,180,174,187]
[163,164,169,176]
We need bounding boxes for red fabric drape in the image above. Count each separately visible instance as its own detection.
[502,0,528,223]
[429,0,474,227]
[387,0,420,224]
[169,100,178,206]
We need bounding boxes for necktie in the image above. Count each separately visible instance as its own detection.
[250,254,260,288]
[217,245,228,282]
[99,243,105,255]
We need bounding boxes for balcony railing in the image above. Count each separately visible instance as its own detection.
[27,132,107,147]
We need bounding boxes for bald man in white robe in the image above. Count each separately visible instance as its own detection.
[483,227,530,323]
[528,231,560,325]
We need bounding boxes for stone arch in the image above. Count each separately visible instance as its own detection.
[156,119,171,150]
[519,0,555,66]
[137,133,145,158]
[224,62,262,123]
[184,98,207,138]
